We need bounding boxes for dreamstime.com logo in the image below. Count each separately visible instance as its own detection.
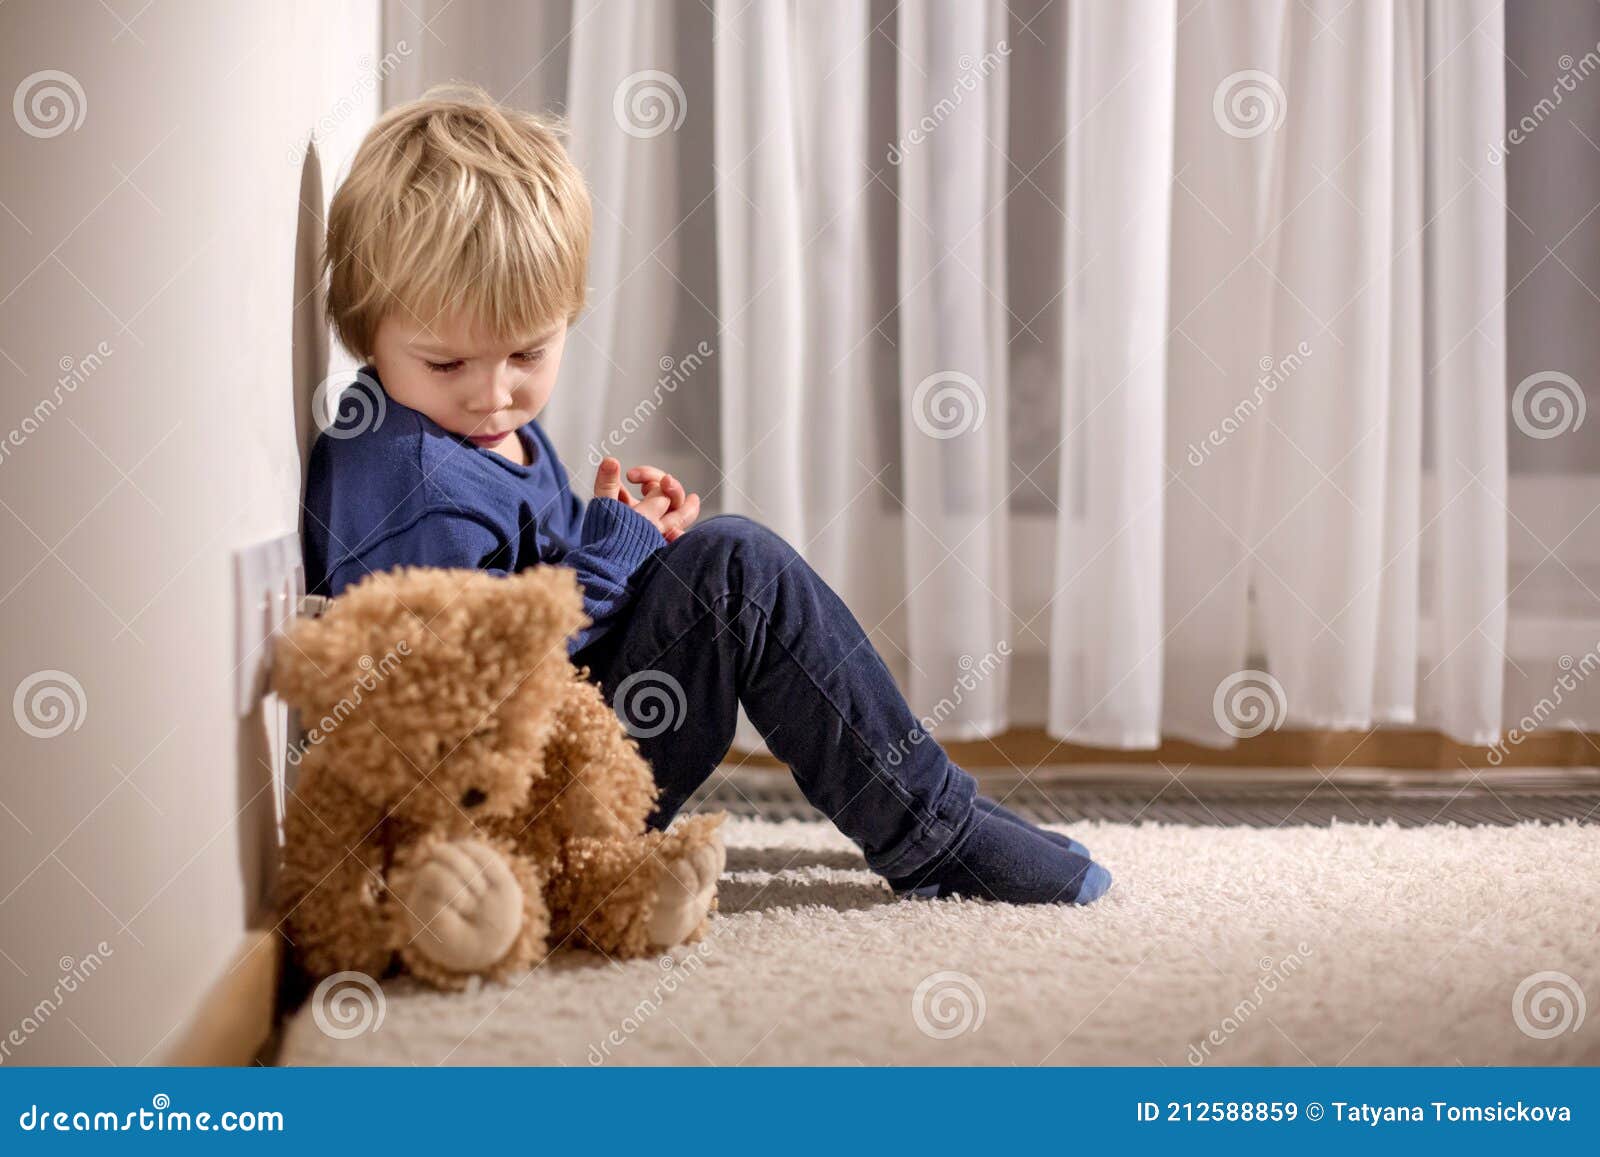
[613,70,687,138]
[912,970,986,1039]
[311,971,386,1039]
[612,669,687,739]
[13,70,86,138]
[1512,970,1587,1040]
[887,40,1011,165]
[288,40,412,166]
[13,669,87,739]
[17,1094,283,1133]
[586,941,717,1064]
[1185,341,1313,467]
[0,942,114,1065]
[1212,669,1288,739]
[1490,45,1600,165]
[1511,370,1586,439]
[911,370,986,439]
[312,368,387,439]
[1213,69,1286,138]
[1187,943,1314,1065]
[884,642,1011,770]
[588,340,715,466]
[1486,641,1600,765]
[285,642,411,766]
[0,341,114,469]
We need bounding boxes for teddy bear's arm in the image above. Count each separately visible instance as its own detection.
[525,675,662,849]
[276,767,399,981]
[389,833,551,991]
[545,812,726,958]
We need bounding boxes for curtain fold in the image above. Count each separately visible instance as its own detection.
[381,0,1600,751]
[896,0,1013,736]
[558,0,644,449]
[1253,0,1400,732]
[713,0,806,535]
[1419,0,1509,744]
[1049,0,1174,747]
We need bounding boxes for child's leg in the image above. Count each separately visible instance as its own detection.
[573,514,1111,905]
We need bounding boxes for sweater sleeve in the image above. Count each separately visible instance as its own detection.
[530,424,669,655]
[558,496,668,655]
[321,512,509,599]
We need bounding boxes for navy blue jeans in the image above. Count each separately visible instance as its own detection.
[570,513,978,879]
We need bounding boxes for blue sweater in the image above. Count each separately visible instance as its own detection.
[302,368,667,655]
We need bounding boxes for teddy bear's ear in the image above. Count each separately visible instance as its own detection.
[491,565,592,657]
[268,610,347,714]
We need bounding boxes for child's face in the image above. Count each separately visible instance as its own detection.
[370,308,568,446]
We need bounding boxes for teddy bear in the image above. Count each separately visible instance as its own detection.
[268,562,726,991]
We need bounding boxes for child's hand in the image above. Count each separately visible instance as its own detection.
[592,458,700,543]
[627,464,700,543]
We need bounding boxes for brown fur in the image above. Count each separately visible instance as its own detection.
[270,564,725,991]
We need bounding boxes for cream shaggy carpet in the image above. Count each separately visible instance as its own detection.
[277,815,1600,1066]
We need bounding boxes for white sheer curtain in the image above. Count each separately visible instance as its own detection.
[380,0,1600,751]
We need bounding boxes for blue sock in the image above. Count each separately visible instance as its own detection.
[886,805,1112,905]
[973,794,1091,859]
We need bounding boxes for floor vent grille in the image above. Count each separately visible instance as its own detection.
[686,767,1600,828]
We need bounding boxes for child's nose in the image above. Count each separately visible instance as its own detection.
[472,370,516,413]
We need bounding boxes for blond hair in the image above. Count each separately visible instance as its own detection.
[322,82,592,361]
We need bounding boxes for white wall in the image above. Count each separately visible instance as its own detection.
[0,0,379,1064]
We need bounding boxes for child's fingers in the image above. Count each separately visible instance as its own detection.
[593,457,623,500]
[644,474,686,510]
[637,493,672,523]
[662,493,700,534]
[627,465,666,486]
[615,485,636,507]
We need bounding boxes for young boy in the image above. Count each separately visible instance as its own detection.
[304,83,1111,906]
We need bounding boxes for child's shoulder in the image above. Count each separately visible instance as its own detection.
[308,372,427,481]
[310,369,491,498]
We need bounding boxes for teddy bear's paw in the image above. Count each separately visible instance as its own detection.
[397,838,525,973]
[644,837,726,948]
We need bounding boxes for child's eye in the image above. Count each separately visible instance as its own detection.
[425,359,463,374]
[513,350,544,364]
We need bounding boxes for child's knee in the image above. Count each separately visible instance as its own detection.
[671,513,799,586]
